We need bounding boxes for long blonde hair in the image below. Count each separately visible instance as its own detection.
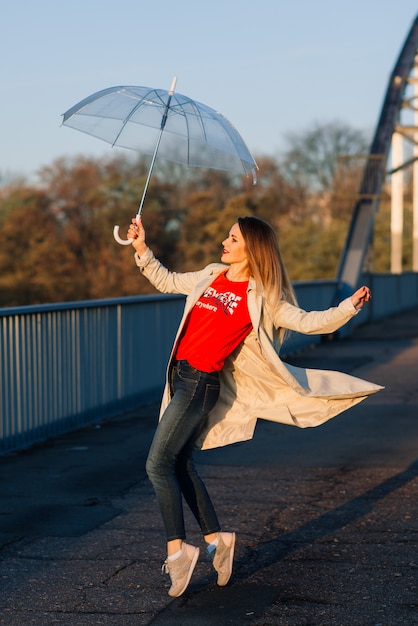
[238,216,297,309]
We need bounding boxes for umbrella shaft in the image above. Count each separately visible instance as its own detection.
[136,88,175,218]
[136,128,164,218]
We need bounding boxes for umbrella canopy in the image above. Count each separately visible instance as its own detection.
[62,78,257,244]
[62,83,257,181]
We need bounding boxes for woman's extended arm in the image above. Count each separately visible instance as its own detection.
[271,285,372,336]
[127,218,224,295]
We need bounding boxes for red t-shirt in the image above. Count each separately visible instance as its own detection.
[175,272,252,372]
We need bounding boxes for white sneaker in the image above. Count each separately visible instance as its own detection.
[210,532,236,586]
[162,543,200,597]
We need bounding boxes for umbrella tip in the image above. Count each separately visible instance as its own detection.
[169,77,177,95]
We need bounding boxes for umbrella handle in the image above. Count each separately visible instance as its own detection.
[113,225,134,246]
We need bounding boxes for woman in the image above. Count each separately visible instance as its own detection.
[127,215,382,598]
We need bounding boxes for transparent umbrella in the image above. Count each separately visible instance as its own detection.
[62,78,257,244]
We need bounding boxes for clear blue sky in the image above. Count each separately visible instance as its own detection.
[1,1,417,180]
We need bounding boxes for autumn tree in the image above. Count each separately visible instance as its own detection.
[39,155,181,299]
[282,121,369,191]
[0,185,76,305]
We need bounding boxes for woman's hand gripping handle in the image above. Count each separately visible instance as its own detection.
[127,218,148,257]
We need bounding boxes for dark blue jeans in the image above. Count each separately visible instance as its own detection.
[146,360,221,542]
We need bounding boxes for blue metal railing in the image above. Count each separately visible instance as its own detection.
[0,294,184,454]
[1,272,418,456]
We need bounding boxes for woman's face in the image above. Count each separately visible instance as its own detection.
[221,223,248,265]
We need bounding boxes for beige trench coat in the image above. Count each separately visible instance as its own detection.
[135,249,383,450]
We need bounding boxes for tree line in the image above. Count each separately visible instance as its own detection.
[0,121,413,308]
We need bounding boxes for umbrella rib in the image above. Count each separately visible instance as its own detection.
[170,99,208,167]
[111,88,164,147]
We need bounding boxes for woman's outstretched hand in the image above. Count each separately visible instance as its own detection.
[351,285,372,310]
[128,218,148,257]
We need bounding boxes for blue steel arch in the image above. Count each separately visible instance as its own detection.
[336,13,418,298]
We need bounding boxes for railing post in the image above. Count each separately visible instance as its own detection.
[413,55,418,271]
[391,131,404,274]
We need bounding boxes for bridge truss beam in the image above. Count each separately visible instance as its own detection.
[336,14,418,298]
